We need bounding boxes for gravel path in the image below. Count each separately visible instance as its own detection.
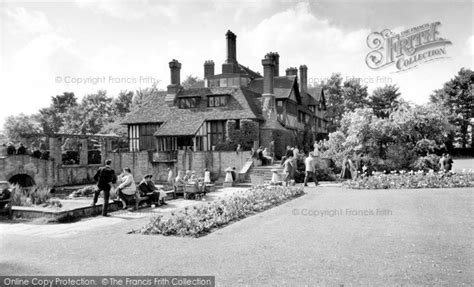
[1,186,473,286]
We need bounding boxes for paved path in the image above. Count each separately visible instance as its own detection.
[1,186,472,286]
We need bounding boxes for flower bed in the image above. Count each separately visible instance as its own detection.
[344,171,474,189]
[133,185,305,237]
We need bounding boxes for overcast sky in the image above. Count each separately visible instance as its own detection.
[0,0,472,129]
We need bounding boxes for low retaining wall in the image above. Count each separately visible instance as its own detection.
[12,202,120,221]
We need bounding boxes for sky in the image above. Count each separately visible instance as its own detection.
[0,0,473,129]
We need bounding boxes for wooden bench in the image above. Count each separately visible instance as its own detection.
[118,193,150,210]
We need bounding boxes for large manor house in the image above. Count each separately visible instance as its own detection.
[123,30,329,158]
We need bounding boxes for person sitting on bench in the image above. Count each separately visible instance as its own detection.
[0,187,11,209]
[116,167,137,209]
[138,174,167,206]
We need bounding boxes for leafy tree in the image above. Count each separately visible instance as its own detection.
[131,84,159,111]
[3,114,42,140]
[320,74,370,131]
[35,92,78,134]
[321,73,344,131]
[51,92,77,113]
[368,84,402,118]
[430,68,473,148]
[113,90,134,116]
[341,79,369,112]
[182,75,205,89]
[60,90,113,134]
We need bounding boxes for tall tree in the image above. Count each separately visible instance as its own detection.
[321,73,344,131]
[368,84,402,118]
[113,90,134,116]
[341,79,369,112]
[60,90,113,134]
[34,92,77,134]
[430,68,473,148]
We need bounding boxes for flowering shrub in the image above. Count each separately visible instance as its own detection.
[134,185,305,237]
[345,170,474,189]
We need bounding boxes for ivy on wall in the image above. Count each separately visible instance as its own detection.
[215,119,259,151]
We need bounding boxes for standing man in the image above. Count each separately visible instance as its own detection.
[443,154,454,172]
[304,152,318,187]
[92,159,117,216]
[283,155,294,186]
[439,154,446,171]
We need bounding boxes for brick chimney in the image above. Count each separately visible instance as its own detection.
[166,59,182,100]
[222,30,239,74]
[204,60,215,78]
[266,52,280,77]
[261,54,278,127]
[299,65,308,94]
[285,67,298,76]
[226,30,237,64]
[262,55,274,95]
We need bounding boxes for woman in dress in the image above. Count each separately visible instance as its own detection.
[116,168,137,209]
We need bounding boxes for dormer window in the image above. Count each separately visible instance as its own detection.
[309,105,315,112]
[208,95,229,107]
[178,97,199,108]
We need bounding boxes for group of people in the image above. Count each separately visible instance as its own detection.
[173,168,212,198]
[1,142,50,159]
[280,143,322,187]
[3,142,27,155]
[252,146,273,166]
[91,159,167,216]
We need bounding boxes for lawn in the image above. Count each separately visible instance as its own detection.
[0,186,472,286]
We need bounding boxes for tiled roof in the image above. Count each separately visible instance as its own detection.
[247,76,296,99]
[155,116,204,136]
[121,87,264,126]
[238,64,261,79]
[177,88,211,98]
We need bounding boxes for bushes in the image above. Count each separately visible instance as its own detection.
[134,185,305,237]
[344,171,474,189]
[411,154,441,172]
[11,184,53,206]
[323,106,453,172]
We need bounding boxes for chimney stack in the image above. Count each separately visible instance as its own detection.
[222,30,238,73]
[299,65,308,94]
[169,59,181,85]
[167,59,182,97]
[285,67,298,76]
[262,54,274,95]
[266,52,280,77]
[204,60,215,78]
[225,30,237,64]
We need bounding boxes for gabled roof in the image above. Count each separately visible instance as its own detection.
[307,87,324,102]
[121,87,264,126]
[302,92,318,106]
[247,75,297,99]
